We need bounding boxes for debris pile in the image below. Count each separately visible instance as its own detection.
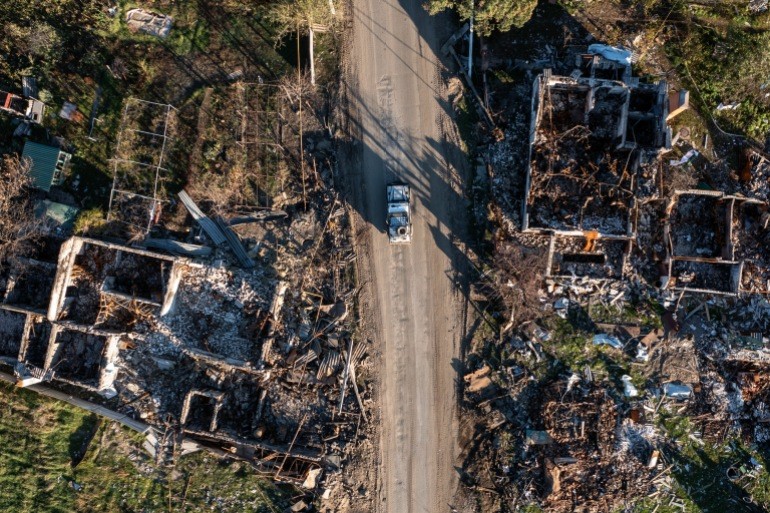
[125,9,173,39]
[0,88,365,492]
[528,128,634,235]
[460,39,770,511]
[162,264,273,361]
[528,378,653,512]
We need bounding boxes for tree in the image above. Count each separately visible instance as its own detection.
[267,0,343,84]
[0,21,62,71]
[425,0,537,36]
[0,155,42,261]
[267,0,341,39]
[27,22,62,65]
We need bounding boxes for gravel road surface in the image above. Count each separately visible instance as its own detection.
[343,1,468,512]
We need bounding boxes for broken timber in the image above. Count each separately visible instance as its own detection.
[185,428,323,486]
[441,23,496,129]
[229,210,288,224]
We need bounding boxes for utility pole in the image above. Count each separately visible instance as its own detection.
[297,24,305,202]
[309,24,316,86]
[468,0,474,76]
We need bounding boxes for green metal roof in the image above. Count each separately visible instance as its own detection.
[21,141,63,192]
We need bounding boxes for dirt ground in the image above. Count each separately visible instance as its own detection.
[339,0,473,512]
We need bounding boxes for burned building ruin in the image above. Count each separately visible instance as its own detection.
[0,234,343,486]
[522,48,770,295]
[522,50,670,285]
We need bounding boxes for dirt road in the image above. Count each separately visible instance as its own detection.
[343,1,467,512]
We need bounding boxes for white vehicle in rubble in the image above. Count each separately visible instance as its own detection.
[386,183,412,244]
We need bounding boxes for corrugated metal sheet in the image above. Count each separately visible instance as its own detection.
[215,216,254,268]
[143,238,212,257]
[21,141,60,192]
[178,190,226,245]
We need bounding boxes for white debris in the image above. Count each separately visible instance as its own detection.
[635,343,649,362]
[162,264,273,361]
[565,373,581,393]
[670,149,699,167]
[302,467,322,489]
[593,334,623,350]
[126,9,173,38]
[622,375,639,397]
[587,44,633,66]
[716,102,739,111]
[663,382,693,399]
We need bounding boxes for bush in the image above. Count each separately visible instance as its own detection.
[73,207,106,235]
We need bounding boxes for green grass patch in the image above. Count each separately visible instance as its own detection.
[632,498,685,513]
[0,382,289,512]
[647,404,770,511]
[455,94,479,154]
[73,207,107,235]
[588,301,663,331]
[537,301,659,393]
[667,19,770,140]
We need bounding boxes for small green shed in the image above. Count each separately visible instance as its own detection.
[21,140,71,192]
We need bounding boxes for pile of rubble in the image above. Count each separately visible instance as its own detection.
[459,40,770,511]
[0,113,367,498]
[529,378,653,512]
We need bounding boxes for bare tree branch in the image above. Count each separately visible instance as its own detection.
[0,154,43,261]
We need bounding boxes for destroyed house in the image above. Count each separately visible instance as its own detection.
[0,89,44,123]
[663,190,770,295]
[48,237,184,325]
[0,238,60,316]
[0,231,333,486]
[0,303,122,394]
[522,51,670,282]
[524,71,669,235]
[0,236,187,392]
[0,306,55,385]
[44,325,120,393]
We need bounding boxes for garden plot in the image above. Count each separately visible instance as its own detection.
[108,98,177,235]
[186,83,301,210]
